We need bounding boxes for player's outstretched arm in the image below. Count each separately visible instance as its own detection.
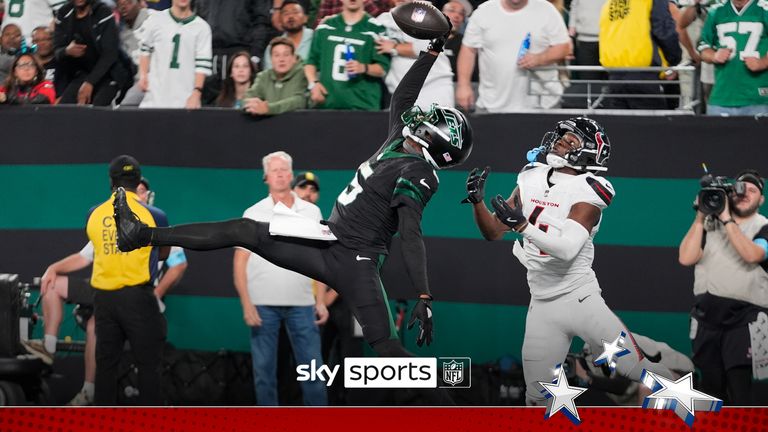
[517,202,598,261]
[387,51,439,129]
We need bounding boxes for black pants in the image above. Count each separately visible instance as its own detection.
[322,298,364,404]
[94,285,166,405]
[59,74,119,106]
[573,40,606,82]
[605,72,667,110]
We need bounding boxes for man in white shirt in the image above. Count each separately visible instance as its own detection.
[233,151,329,406]
[456,0,571,112]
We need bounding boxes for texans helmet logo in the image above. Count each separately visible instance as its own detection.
[595,132,606,162]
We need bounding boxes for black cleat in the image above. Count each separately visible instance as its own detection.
[113,187,148,252]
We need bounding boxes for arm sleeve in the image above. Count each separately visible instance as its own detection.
[195,23,214,76]
[267,71,308,114]
[306,28,322,67]
[79,242,95,263]
[53,9,69,62]
[86,14,120,85]
[542,5,571,46]
[388,52,438,132]
[397,205,430,296]
[697,8,717,51]
[520,218,591,261]
[165,247,188,267]
[461,12,484,49]
[753,224,768,262]
[650,0,682,65]
[139,15,156,56]
[390,164,439,214]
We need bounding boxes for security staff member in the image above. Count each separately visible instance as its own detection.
[87,155,169,405]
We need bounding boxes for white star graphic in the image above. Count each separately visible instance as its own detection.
[593,331,631,371]
[538,365,587,425]
[642,371,722,427]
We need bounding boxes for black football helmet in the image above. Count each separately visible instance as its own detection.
[541,117,611,173]
[401,104,473,169]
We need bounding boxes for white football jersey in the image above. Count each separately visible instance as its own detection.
[139,9,212,108]
[2,0,63,41]
[512,163,615,300]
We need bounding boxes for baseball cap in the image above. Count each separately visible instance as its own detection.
[291,171,320,191]
[109,154,141,180]
[736,169,764,193]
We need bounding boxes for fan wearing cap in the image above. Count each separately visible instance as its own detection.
[291,171,320,204]
[112,29,472,405]
[680,169,768,405]
[85,155,170,405]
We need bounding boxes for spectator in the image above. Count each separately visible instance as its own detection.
[0,53,55,104]
[138,0,212,108]
[679,170,768,404]
[262,0,313,70]
[304,0,389,111]
[1,23,22,82]
[698,0,768,116]
[291,171,320,204]
[233,151,329,406]
[144,0,169,10]
[312,0,389,27]
[31,26,55,81]
[195,0,271,80]
[115,0,151,106]
[568,0,607,81]
[53,0,132,106]
[678,0,715,108]
[244,38,307,115]
[1,0,61,42]
[598,0,682,109]
[88,155,169,405]
[22,178,186,406]
[213,50,255,108]
[271,0,318,31]
[456,0,571,112]
[376,0,454,108]
[441,0,477,83]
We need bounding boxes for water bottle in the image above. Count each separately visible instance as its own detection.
[345,43,357,79]
[517,32,531,62]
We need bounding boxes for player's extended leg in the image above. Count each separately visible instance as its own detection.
[114,188,333,284]
[522,297,573,405]
[576,293,673,383]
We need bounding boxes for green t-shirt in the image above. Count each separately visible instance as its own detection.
[699,0,768,107]
[307,13,390,110]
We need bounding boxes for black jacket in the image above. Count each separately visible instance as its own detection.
[54,1,132,91]
[195,0,272,57]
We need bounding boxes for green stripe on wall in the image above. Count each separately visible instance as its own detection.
[2,164,751,248]
[35,295,692,363]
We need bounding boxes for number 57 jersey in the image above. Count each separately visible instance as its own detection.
[512,163,615,300]
[327,140,439,255]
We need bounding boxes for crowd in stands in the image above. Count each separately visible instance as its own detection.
[0,0,766,114]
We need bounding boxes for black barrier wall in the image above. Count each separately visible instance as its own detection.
[1,107,767,360]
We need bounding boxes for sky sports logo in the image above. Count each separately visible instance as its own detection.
[296,357,471,388]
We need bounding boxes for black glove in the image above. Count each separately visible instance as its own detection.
[461,166,490,204]
[407,297,433,347]
[491,194,527,231]
[427,14,453,53]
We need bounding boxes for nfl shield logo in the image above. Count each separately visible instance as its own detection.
[443,360,463,386]
[411,8,427,23]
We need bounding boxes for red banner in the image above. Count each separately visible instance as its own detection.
[0,407,765,431]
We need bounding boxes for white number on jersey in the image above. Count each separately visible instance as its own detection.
[716,21,764,60]
[338,161,373,206]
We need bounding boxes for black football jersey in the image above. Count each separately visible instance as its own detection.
[328,139,439,254]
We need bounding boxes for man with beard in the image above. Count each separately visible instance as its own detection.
[679,170,768,405]
[32,26,56,81]
[261,0,312,70]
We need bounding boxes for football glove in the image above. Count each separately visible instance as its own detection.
[427,15,453,53]
[491,194,527,231]
[407,297,433,347]
[461,166,490,204]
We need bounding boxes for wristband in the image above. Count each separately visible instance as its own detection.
[722,218,736,225]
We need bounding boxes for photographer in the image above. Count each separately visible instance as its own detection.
[679,170,768,405]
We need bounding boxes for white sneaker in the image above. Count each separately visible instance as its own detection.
[67,389,93,406]
[21,339,54,365]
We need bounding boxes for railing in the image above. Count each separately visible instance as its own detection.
[527,65,700,114]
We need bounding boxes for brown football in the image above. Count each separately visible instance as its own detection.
[391,1,451,40]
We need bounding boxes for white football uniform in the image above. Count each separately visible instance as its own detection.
[139,9,212,108]
[1,0,64,41]
[510,163,672,405]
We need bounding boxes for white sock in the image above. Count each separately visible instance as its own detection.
[44,334,57,354]
[83,382,95,399]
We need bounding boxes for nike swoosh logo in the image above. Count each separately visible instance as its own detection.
[506,218,515,223]
[420,178,431,190]
[578,295,591,303]
[356,255,371,261]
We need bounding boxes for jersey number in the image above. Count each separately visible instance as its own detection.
[170,34,181,69]
[338,161,373,206]
[8,0,24,17]
[716,22,763,60]
[528,205,549,256]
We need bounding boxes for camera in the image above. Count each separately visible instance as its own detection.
[698,174,746,216]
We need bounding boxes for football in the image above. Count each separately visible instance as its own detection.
[391,1,451,40]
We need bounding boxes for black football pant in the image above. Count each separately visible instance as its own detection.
[150,219,403,353]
